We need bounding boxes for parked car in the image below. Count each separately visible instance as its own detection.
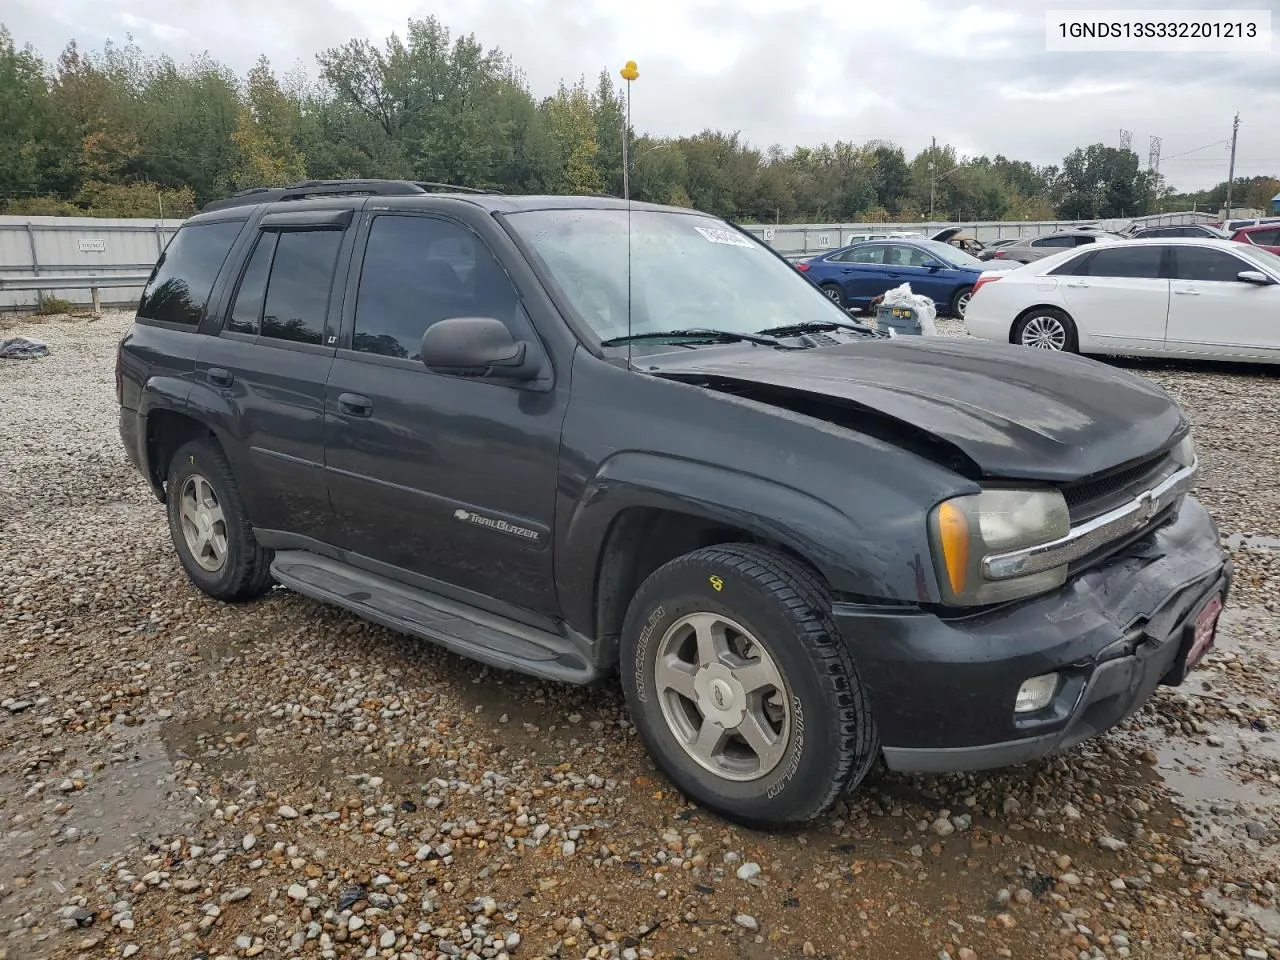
[1230,223,1280,254]
[118,179,1229,828]
[795,238,1015,317]
[989,229,1125,264]
[1216,217,1280,232]
[930,227,984,257]
[1131,224,1230,240]
[966,238,1280,363]
[979,237,1022,260]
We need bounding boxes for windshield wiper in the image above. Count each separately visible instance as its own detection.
[755,319,869,336]
[600,328,790,348]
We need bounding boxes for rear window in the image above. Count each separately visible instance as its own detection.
[138,220,245,325]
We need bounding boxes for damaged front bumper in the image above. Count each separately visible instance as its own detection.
[833,495,1230,774]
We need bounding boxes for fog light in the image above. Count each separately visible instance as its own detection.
[1015,673,1059,713]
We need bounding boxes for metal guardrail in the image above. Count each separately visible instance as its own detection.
[0,273,150,313]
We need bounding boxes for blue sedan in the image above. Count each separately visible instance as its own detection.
[795,238,1007,318]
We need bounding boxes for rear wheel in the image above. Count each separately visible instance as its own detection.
[619,544,879,829]
[1012,307,1078,352]
[166,439,274,601]
[818,283,846,308]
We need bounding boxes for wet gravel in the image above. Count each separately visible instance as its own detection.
[2,310,1279,960]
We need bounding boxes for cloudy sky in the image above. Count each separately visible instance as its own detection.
[6,0,1279,191]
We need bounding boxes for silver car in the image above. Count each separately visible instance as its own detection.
[988,229,1125,264]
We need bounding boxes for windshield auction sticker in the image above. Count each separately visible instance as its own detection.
[694,226,756,248]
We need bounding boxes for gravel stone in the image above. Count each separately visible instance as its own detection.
[2,310,1279,960]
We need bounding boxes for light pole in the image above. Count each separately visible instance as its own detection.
[619,60,638,200]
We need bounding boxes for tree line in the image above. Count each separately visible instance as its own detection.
[1,20,1276,223]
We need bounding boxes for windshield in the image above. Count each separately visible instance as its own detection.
[1240,242,1280,274]
[503,208,854,341]
[916,238,984,268]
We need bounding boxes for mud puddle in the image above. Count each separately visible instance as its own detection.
[0,720,194,949]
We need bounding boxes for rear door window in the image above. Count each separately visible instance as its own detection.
[138,220,245,325]
[261,231,342,345]
[1080,245,1166,279]
[1031,235,1073,248]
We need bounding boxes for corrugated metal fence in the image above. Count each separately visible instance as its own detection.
[0,215,180,311]
[0,210,1217,311]
[737,211,1217,257]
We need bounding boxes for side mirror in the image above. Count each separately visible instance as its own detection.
[1237,270,1275,285]
[420,317,539,380]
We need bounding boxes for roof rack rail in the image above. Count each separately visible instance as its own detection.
[201,179,426,213]
[200,178,505,212]
[414,181,504,195]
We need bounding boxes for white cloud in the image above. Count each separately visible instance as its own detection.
[5,0,1279,190]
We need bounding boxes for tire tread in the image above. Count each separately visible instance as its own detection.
[168,439,274,602]
[629,543,879,825]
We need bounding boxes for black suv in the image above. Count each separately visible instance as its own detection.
[118,179,1230,828]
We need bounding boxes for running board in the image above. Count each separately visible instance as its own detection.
[269,551,599,684]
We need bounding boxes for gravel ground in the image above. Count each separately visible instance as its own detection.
[2,310,1279,960]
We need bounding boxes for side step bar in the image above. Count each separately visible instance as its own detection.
[269,551,600,685]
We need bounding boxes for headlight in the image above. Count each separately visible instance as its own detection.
[929,489,1071,606]
[1170,430,1196,469]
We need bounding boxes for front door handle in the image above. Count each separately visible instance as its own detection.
[208,367,233,387]
[1065,280,1090,288]
[337,392,373,417]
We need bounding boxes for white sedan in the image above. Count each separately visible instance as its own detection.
[965,238,1280,363]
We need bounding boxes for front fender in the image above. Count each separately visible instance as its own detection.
[555,451,936,634]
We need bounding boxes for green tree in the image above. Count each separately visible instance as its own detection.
[543,79,602,194]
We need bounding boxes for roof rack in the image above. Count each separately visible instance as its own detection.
[414,181,503,195]
[200,178,500,213]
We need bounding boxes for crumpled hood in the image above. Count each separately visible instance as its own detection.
[651,337,1186,482]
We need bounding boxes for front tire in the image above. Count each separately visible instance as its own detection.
[1012,307,1078,352]
[619,544,879,829]
[950,285,973,319]
[166,438,274,602]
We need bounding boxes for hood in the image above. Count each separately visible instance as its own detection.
[650,337,1185,482]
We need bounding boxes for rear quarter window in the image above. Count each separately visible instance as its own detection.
[137,220,245,326]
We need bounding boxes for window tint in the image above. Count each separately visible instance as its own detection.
[1248,229,1280,246]
[226,234,277,335]
[137,220,244,325]
[261,231,342,345]
[1032,235,1073,248]
[885,244,937,267]
[353,215,522,360]
[1073,235,1097,246]
[1082,245,1165,279]
[1174,246,1250,282]
[834,245,884,264]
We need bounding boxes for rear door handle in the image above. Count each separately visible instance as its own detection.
[1065,280,1090,288]
[337,392,373,417]
[208,367,233,387]
[1173,287,1201,296]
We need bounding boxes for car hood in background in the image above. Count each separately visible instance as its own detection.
[650,336,1184,482]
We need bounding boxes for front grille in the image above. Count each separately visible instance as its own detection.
[1061,451,1180,523]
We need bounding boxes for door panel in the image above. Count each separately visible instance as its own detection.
[323,212,565,616]
[1059,244,1170,351]
[194,227,343,541]
[1167,246,1280,360]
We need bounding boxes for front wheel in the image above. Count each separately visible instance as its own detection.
[950,285,973,319]
[619,544,880,829]
[1012,307,1078,352]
